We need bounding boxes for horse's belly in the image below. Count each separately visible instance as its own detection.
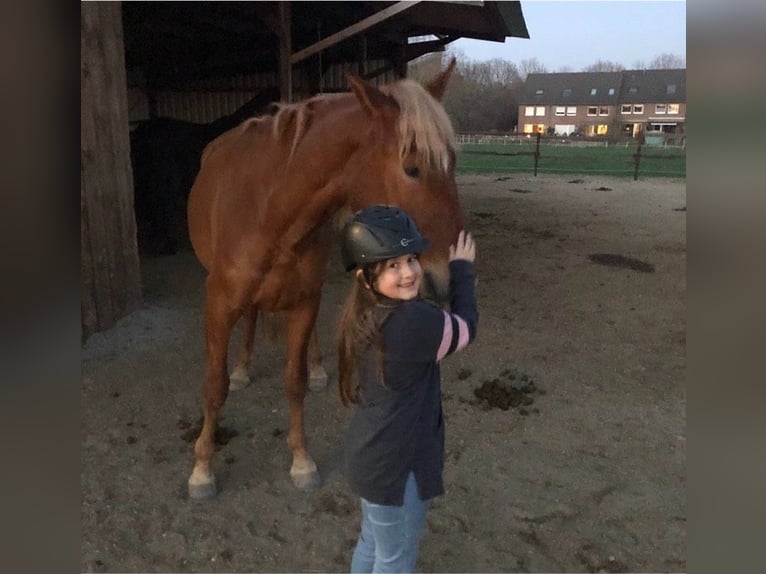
[254,267,323,311]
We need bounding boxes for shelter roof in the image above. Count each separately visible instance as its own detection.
[122,1,529,89]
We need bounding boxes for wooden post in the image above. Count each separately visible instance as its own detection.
[81,1,142,338]
[534,131,541,176]
[633,134,644,181]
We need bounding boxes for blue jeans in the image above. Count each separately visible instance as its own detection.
[350,473,429,574]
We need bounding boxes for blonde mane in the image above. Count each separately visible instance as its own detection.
[382,79,456,173]
[237,81,455,172]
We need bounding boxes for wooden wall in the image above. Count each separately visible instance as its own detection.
[81,2,142,339]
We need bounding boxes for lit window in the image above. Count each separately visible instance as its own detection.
[555,106,566,116]
[525,106,535,116]
[566,106,576,116]
[621,104,632,114]
[590,88,597,96]
[656,104,667,114]
[562,88,572,97]
[629,86,638,95]
[587,106,598,116]
[608,88,615,95]
[599,106,609,116]
[597,124,608,135]
[667,104,680,114]
[633,104,644,114]
[666,84,677,95]
[523,124,535,133]
[535,106,545,116]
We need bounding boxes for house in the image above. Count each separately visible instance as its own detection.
[518,69,686,139]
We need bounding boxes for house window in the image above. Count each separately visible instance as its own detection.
[566,106,577,116]
[525,106,535,116]
[590,88,597,96]
[535,106,546,116]
[587,106,598,116]
[666,84,677,95]
[633,104,644,114]
[562,88,572,97]
[608,88,615,95]
[655,104,667,114]
[597,124,608,135]
[524,123,545,133]
[667,103,680,114]
[621,104,632,114]
[628,86,638,95]
[599,106,609,116]
[555,106,566,116]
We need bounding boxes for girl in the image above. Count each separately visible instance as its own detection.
[338,204,478,573]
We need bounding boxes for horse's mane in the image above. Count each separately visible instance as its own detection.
[236,79,455,173]
[381,79,456,173]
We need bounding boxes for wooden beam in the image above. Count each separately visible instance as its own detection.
[290,1,422,65]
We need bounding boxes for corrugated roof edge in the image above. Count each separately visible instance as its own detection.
[497,1,530,39]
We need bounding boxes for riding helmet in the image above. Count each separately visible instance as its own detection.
[341,204,429,271]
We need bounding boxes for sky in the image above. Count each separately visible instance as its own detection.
[451,1,686,71]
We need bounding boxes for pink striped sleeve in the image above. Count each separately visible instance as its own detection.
[453,314,470,352]
[436,310,453,361]
[436,311,472,361]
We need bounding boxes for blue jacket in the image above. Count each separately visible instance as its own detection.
[345,259,478,505]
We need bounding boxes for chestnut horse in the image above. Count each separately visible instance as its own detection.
[186,60,464,499]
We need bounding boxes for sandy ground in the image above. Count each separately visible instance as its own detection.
[81,173,686,573]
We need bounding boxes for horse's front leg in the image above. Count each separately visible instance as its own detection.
[284,299,322,490]
[188,274,243,499]
[230,305,257,390]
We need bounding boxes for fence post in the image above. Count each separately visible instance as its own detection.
[534,131,541,176]
[633,134,643,181]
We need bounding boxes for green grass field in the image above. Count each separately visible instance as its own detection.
[456,142,686,178]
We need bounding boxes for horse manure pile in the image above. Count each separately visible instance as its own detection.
[473,369,544,414]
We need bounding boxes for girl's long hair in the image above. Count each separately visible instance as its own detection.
[337,266,388,406]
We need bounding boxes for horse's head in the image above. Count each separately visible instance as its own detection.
[341,60,464,301]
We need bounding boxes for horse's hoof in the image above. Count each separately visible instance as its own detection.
[291,471,322,491]
[188,479,218,500]
[229,370,251,391]
[309,374,328,391]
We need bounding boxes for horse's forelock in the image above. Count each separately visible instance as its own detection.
[382,79,456,173]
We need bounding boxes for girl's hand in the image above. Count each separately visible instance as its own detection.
[449,230,476,263]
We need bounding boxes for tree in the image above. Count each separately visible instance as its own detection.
[582,59,624,72]
[519,58,547,80]
[648,53,685,69]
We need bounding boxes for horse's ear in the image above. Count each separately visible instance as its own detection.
[425,57,457,101]
[346,72,399,117]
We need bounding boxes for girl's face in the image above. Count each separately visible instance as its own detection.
[372,254,423,301]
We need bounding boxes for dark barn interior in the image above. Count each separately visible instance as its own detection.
[82,1,528,337]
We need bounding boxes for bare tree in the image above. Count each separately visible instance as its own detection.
[582,59,625,72]
[519,57,547,80]
[648,53,685,69]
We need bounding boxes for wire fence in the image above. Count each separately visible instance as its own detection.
[456,133,686,179]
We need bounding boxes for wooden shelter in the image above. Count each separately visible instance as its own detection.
[81,1,529,338]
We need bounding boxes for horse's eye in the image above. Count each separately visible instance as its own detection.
[404,166,420,179]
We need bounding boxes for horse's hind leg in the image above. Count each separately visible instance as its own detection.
[283,299,322,490]
[188,275,243,500]
[308,328,328,391]
[230,305,257,390]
